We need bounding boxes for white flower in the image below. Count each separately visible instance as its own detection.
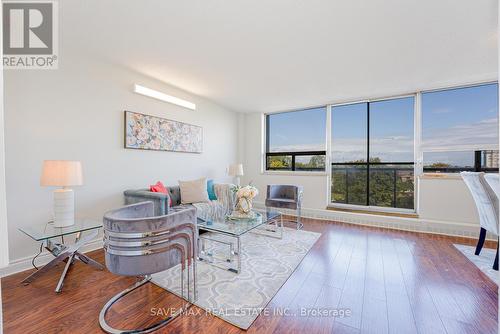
[235,185,259,199]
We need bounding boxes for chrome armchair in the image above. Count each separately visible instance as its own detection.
[461,172,499,270]
[265,184,304,229]
[99,201,197,333]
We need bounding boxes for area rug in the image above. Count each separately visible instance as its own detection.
[151,227,320,329]
[454,244,498,285]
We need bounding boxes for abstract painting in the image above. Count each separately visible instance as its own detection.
[124,111,203,153]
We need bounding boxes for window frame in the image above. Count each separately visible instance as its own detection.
[265,151,327,171]
[330,96,416,210]
[264,107,328,172]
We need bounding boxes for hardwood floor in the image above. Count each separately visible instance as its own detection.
[2,218,498,334]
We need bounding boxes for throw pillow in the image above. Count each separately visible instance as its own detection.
[150,181,172,207]
[207,179,217,200]
[179,178,210,204]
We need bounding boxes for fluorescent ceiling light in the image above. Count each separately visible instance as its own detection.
[133,84,196,110]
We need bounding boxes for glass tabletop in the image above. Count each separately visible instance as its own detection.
[19,219,102,241]
[197,209,281,236]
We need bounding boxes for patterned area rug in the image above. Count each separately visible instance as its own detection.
[152,227,320,329]
[454,244,498,284]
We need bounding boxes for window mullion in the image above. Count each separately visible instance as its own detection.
[366,102,370,207]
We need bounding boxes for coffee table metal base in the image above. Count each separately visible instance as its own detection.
[197,214,283,274]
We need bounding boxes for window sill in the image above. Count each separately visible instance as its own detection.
[327,205,418,218]
[262,170,328,176]
[419,173,462,180]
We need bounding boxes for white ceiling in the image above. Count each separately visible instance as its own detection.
[63,0,498,113]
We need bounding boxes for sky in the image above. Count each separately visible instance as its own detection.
[268,107,326,152]
[268,83,498,166]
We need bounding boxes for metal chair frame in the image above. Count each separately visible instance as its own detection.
[99,204,197,334]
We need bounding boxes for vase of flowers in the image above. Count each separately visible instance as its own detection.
[231,184,259,217]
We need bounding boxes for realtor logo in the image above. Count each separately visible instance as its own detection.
[3,1,58,69]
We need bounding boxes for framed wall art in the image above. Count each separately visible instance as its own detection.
[124,111,203,153]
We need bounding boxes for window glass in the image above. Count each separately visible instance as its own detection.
[370,97,414,162]
[295,155,326,171]
[331,165,368,205]
[423,151,474,172]
[423,150,499,173]
[422,84,498,173]
[267,107,326,153]
[422,83,498,152]
[266,155,292,170]
[331,103,367,163]
[369,164,414,209]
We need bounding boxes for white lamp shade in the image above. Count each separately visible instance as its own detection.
[41,160,83,187]
[228,163,244,176]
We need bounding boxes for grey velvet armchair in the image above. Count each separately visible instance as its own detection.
[99,201,197,334]
[265,184,304,229]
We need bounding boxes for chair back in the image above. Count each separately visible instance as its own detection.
[485,174,500,201]
[461,172,499,236]
[103,201,197,276]
[267,184,303,201]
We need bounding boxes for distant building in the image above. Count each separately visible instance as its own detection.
[484,150,499,168]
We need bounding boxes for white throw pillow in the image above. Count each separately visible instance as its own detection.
[179,178,209,204]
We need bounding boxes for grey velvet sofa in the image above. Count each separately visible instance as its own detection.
[124,183,235,220]
[124,186,182,216]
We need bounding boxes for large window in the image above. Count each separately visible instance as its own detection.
[331,97,415,209]
[422,83,499,173]
[264,81,498,212]
[266,107,327,171]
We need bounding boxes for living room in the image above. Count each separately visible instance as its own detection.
[0,1,498,333]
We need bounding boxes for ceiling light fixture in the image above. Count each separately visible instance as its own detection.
[133,84,196,110]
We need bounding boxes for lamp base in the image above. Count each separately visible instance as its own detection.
[53,188,75,227]
[234,176,241,186]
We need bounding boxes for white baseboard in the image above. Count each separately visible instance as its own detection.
[254,201,493,241]
[0,238,103,278]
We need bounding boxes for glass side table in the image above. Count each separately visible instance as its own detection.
[19,219,104,293]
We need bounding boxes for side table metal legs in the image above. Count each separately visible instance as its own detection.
[55,253,76,292]
[76,252,105,270]
[21,230,104,293]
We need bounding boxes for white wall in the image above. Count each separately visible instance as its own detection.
[418,177,479,224]
[4,54,239,263]
[241,112,482,232]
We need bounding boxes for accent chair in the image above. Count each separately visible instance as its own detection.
[99,201,197,333]
[265,184,304,230]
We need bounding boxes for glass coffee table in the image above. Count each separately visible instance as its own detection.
[19,219,104,293]
[197,209,282,273]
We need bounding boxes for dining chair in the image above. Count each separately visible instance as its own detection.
[99,201,197,334]
[461,172,499,270]
[485,173,500,200]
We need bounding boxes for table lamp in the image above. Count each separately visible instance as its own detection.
[41,160,83,227]
[228,163,244,186]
